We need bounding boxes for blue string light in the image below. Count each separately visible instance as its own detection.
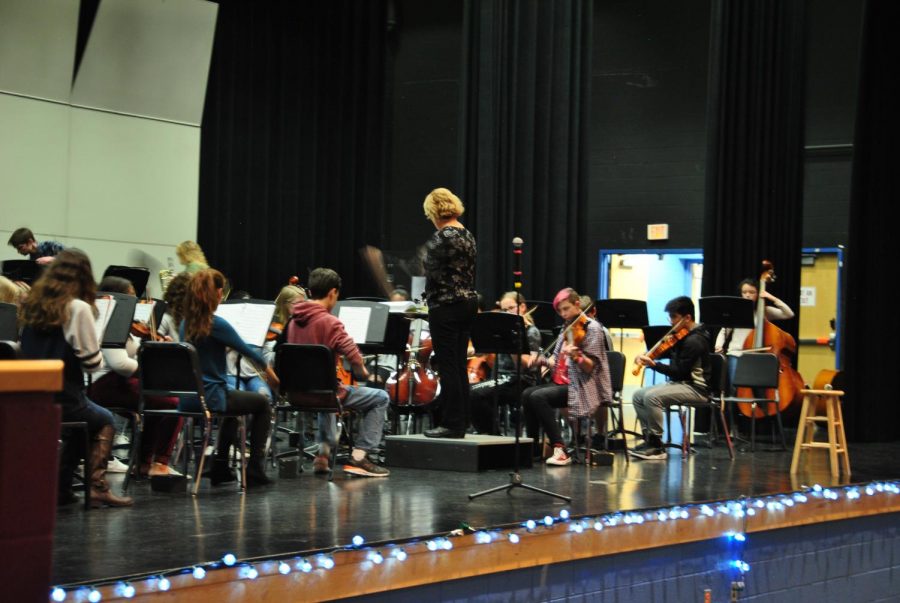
[157,577,170,592]
[222,553,237,567]
[50,587,66,602]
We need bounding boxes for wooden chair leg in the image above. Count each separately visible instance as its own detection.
[825,398,839,478]
[835,398,851,477]
[790,395,811,473]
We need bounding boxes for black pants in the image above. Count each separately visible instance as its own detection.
[470,377,532,434]
[522,383,567,453]
[217,389,272,459]
[429,298,478,432]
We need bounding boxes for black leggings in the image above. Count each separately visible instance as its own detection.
[521,383,567,452]
[217,389,272,458]
[429,298,477,432]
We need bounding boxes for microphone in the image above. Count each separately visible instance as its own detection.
[512,237,523,290]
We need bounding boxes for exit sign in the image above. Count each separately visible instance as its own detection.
[647,224,669,241]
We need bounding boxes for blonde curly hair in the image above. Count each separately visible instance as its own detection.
[423,187,465,222]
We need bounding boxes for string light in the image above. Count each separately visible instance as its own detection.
[46,480,899,601]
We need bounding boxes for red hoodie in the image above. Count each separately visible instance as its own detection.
[285,301,363,367]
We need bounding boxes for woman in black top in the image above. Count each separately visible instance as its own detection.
[421,188,478,438]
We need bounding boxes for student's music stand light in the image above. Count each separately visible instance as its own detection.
[467,311,571,503]
[594,299,649,352]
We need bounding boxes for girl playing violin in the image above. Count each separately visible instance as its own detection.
[630,296,711,460]
[469,292,543,435]
[88,276,183,477]
[525,288,613,466]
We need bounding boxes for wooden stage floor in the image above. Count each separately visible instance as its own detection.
[52,439,900,588]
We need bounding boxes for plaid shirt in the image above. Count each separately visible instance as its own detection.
[553,318,613,417]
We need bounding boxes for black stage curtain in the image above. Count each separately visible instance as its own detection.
[199,1,388,298]
[459,0,592,302]
[842,0,900,442]
[701,0,806,342]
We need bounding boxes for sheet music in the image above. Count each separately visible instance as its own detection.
[215,302,275,347]
[94,296,117,343]
[381,301,415,313]
[133,302,155,323]
[338,306,371,343]
[410,276,426,304]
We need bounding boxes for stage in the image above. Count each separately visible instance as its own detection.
[49,439,900,601]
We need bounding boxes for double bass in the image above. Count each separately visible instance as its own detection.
[736,261,805,418]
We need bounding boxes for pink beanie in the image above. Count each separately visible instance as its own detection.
[552,288,574,311]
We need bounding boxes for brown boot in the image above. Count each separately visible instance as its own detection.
[90,425,134,508]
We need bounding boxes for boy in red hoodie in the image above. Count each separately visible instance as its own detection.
[286,268,390,477]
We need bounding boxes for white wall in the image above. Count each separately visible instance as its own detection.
[0,0,217,297]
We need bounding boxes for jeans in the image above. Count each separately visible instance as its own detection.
[632,382,706,439]
[226,374,273,400]
[318,385,389,453]
[429,297,478,432]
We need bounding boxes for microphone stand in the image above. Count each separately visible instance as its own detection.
[469,238,570,503]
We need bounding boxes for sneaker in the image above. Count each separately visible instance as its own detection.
[313,455,331,475]
[545,446,572,466]
[107,457,130,473]
[114,433,131,448]
[147,462,183,477]
[630,447,668,460]
[343,456,390,478]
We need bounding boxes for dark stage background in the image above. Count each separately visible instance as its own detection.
[197,0,893,441]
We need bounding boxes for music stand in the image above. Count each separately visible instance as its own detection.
[698,296,755,329]
[0,302,17,341]
[103,266,151,298]
[2,259,44,284]
[468,311,570,503]
[698,296,756,446]
[594,299,649,352]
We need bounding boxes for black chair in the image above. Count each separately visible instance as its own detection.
[0,340,21,360]
[599,351,634,459]
[275,343,355,481]
[0,303,18,341]
[2,340,93,508]
[662,354,735,460]
[722,353,785,451]
[138,341,249,495]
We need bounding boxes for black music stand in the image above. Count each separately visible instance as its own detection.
[698,296,756,446]
[103,266,151,298]
[468,312,570,503]
[2,259,44,284]
[594,299,649,352]
[0,302,18,341]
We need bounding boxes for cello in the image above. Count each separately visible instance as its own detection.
[386,314,440,405]
[736,261,805,418]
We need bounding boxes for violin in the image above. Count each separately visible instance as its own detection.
[631,318,691,376]
[467,350,495,383]
[131,295,161,341]
[735,260,805,418]
[539,302,594,383]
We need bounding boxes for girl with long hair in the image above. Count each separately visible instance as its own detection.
[19,249,133,506]
[180,269,278,487]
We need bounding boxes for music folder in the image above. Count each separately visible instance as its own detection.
[96,292,138,348]
[1,259,44,284]
[216,299,276,347]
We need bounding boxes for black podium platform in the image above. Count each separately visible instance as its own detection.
[385,434,534,472]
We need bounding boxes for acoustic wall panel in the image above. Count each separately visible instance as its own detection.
[0,0,79,102]
[0,93,70,234]
[70,0,218,125]
[66,107,199,246]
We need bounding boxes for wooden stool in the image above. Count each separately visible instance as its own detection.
[790,388,850,478]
